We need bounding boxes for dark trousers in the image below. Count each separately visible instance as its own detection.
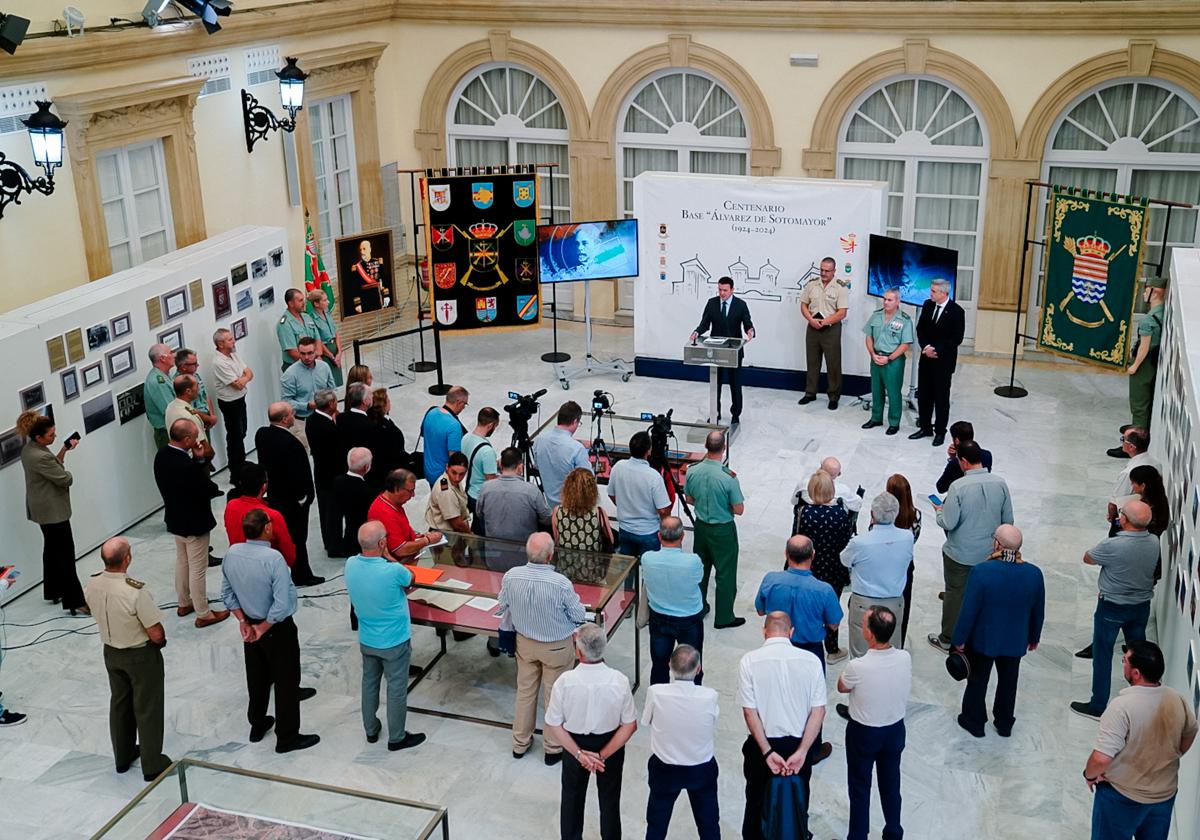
[646,755,720,840]
[718,363,744,420]
[648,608,705,686]
[805,322,843,399]
[742,734,814,840]
[790,640,826,755]
[1091,782,1175,840]
[900,561,915,648]
[617,530,660,559]
[1090,598,1150,710]
[243,616,302,745]
[916,358,952,434]
[561,730,624,840]
[274,500,315,582]
[825,584,844,653]
[961,649,1021,734]
[40,520,85,609]
[315,483,342,555]
[104,644,170,778]
[846,719,905,840]
[217,397,247,478]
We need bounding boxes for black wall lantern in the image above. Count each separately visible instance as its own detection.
[241,57,309,153]
[0,101,67,220]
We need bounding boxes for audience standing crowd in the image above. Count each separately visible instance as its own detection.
[2,288,1196,840]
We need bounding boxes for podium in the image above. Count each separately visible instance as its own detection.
[683,337,743,423]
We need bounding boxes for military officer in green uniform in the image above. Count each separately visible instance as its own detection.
[1127,276,1167,431]
[683,430,745,629]
[861,287,914,435]
[84,537,171,782]
[143,343,178,450]
[276,288,323,372]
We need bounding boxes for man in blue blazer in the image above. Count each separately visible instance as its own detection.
[690,276,755,424]
[951,524,1045,738]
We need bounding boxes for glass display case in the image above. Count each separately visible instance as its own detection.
[90,759,449,840]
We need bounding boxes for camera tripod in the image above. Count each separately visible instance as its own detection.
[648,428,695,527]
[587,408,613,473]
[510,423,543,493]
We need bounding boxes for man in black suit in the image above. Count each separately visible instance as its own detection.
[910,278,965,446]
[306,389,344,557]
[689,276,755,424]
[334,447,376,556]
[153,419,230,628]
[255,402,324,586]
[337,382,375,457]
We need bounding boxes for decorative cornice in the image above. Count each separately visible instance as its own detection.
[293,42,389,75]
[55,77,206,122]
[2,0,1197,81]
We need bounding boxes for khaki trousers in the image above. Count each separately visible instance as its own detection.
[174,534,211,616]
[805,322,843,399]
[847,593,905,659]
[513,633,576,755]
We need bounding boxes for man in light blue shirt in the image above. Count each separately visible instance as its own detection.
[532,400,591,506]
[280,337,335,420]
[841,493,913,659]
[755,535,843,670]
[221,509,319,754]
[461,406,500,511]
[421,385,468,488]
[931,440,1014,652]
[608,431,671,558]
[640,517,704,686]
[345,520,426,752]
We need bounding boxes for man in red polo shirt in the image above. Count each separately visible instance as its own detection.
[224,461,296,567]
[367,469,442,560]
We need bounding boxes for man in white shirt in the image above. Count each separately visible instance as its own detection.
[210,327,254,477]
[1107,427,1161,528]
[642,644,719,840]
[739,611,828,840]
[544,623,637,840]
[792,455,864,531]
[836,605,911,840]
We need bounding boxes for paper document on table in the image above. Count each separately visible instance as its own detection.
[408,590,474,612]
[439,578,472,590]
[466,596,499,613]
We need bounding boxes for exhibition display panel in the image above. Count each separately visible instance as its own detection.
[90,759,449,840]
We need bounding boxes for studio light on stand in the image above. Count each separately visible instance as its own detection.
[241,57,308,153]
[0,101,67,220]
[142,0,231,33]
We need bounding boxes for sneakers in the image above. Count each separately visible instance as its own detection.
[0,710,27,727]
[927,634,951,653]
[1070,701,1103,721]
[388,732,426,751]
[826,648,848,663]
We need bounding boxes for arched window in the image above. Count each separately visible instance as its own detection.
[447,63,574,308]
[1034,80,1200,318]
[616,70,749,310]
[838,76,988,337]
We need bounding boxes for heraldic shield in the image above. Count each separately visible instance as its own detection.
[1038,189,1147,370]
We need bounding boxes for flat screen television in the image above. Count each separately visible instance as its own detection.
[536,219,639,283]
[866,234,958,307]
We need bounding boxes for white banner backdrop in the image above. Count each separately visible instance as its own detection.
[633,173,886,380]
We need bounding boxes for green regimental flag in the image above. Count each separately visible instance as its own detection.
[1038,189,1147,370]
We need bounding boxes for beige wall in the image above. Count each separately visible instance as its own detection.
[1,3,1198,347]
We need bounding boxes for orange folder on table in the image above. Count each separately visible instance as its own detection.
[404,564,444,585]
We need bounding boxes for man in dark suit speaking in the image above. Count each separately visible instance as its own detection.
[910,278,965,447]
[689,276,755,424]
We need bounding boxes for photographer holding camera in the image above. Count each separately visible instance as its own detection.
[532,401,592,506]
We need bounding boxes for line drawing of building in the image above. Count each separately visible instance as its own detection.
[671,254,826,304]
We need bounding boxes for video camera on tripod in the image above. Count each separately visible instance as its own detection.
[640,407,695,525]
[591,389,613,417]
[504,389,546,441]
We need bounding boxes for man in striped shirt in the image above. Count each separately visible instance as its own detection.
[498,532,586,764]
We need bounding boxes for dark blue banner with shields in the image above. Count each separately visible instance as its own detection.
[423,173,542,331]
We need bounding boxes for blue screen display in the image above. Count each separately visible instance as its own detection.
[866,234,958,307]
[536,219,639,283]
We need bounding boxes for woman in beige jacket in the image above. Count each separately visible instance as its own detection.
[17,411,88,615]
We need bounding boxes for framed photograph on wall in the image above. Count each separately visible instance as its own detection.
[188,278,205,311]
[213,279,232,320]
[232,318,248,340]
[19,381,46,412]
[82,391,116,434]
[158,325,184,352]
[117,383,146,425]
[87,323,111,350]
[231,263,249,285]
[105,342,136,382]
[110,312,132,338]
[236,289,253,312]
[257,287,275,309]
[46,335,68,373]
[161,286,189,321]
[252,258,268,279]
[60,368,79,402]
[269,247,284,268]
[0,427,22,469]
[336,228,395,320]
[81,361,104,390]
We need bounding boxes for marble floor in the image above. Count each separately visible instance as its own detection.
[0,321,1131,838]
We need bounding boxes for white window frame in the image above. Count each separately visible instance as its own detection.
[447,62,574,312]
[97,138,175,273]
[615,69,750,313]
[309,93,361,283]
[837,75,990,340]
[1028,78,1200,331]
